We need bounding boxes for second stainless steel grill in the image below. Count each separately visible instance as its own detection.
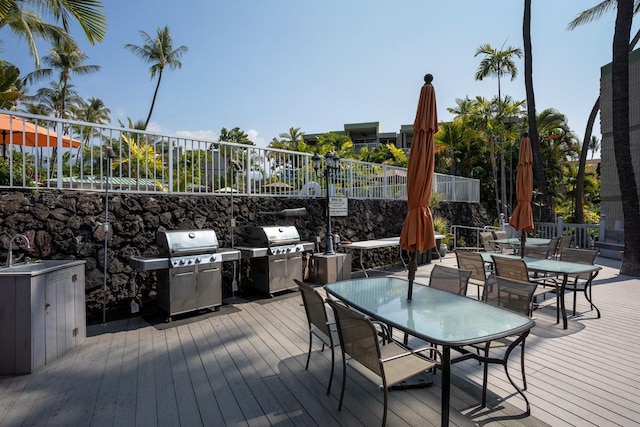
[237,225,314,296]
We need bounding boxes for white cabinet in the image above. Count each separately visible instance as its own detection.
[0,260,86,375]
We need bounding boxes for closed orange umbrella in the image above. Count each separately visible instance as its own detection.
[509,134,534,258]
[0,113,81,154]
[400,74,438,300]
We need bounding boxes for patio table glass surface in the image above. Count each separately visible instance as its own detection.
[325,277,533,345]
[325,277,534,425]
[480,252,602,329]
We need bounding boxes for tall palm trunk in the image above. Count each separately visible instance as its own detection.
[490,138,500,218]
[523,0,550,221]
[144,70,163,130]
[612,0,639,275]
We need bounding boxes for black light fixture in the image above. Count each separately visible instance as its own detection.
[312,151,341,255]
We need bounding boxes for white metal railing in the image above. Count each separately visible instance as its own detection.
[0,110,480,202]
[449,217,601,251]
[534,217,601,249]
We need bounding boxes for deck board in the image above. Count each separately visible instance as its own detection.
[1,254,638,426]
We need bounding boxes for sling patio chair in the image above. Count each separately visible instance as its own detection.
[557,248,601,318]
[295,279,339,394]
[523,244,550,259]
[428,264,472,296]
[455,250,488,299]
[470,275,537,412]
[326,297,438,427]
[492,230,513,253]
[480,231,501,253]
[547,236,562,259]
[557,235,573,253]
[491,255,561,322]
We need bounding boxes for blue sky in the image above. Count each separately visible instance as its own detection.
[4,1,637,153]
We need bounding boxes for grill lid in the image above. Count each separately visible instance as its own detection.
[249,225,300,247]
[156,229,219,256]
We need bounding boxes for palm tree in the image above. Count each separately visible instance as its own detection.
[280,127,304,146]
[523,0,551,222]
[567,1,640,223]
[536,108,580,217]
[588,135,600,159]
[0,59,22,109]
[23,80,83,116]
[124,26,188,130]
[0,0,107,66]
[449,95,502,218]
[435,119,484,177]
[474,43,523,217]
[23,35,100,118]
[474,43,523,114]
[70,96,111,165]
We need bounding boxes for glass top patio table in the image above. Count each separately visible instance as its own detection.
[480,252,602,328]
[325,277,534,426]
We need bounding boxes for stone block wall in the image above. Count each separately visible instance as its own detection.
[0,189,489,323]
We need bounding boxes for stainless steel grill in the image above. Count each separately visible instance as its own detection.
[237,225,314,296]
[129,229,240,321]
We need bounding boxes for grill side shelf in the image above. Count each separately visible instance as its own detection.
[129,256,170,271]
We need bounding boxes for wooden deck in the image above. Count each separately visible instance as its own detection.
[1,254,638,426]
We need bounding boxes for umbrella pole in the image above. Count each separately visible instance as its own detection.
[520,231,527,259]
[407,251,417,300]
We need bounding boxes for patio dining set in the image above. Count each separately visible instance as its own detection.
[298,235,601,426]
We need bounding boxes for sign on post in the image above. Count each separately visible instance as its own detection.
[329,197,348,217]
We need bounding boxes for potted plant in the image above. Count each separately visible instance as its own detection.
[432,216,452,257]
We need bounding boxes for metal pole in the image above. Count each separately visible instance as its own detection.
[102,147,116,325]
[324,169,334,255]
[102,160,110,325]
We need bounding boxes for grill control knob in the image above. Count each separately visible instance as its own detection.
[286,247,291,253]
[179,259,186,265]
[195,257,201,264]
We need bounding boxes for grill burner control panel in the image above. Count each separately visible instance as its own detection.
[267,244,307,255]
[170,253,221,268]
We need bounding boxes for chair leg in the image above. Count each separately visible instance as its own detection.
[305,332,312,370]
[502,337,531,415]
[520,342,527,390]
[338,354,347,411]
[382,383,388,427]
[482,344,490,407]
[327,346,335,395]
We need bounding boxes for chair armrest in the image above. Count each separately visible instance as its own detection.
[370,320,392,343]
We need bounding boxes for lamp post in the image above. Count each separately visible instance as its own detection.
[102,145,117,325]
[312,152,340,255]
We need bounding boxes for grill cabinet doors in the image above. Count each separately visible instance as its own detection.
[156,263,222,318]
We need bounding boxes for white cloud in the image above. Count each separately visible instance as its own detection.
[146,122,165,133]
[246,129,267,147]
[174,129,219,142]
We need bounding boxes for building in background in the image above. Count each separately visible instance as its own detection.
[303,121,414,152]
[599,48,640,228]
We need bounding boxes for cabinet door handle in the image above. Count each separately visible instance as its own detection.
[45,303,51,309]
